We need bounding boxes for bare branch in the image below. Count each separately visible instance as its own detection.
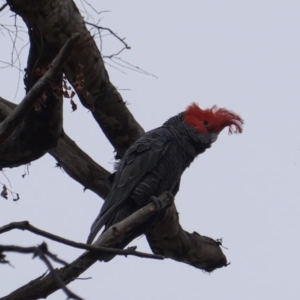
[147,204,228,272]
[85,21,131,50]
[0,3,8,12]
[82,0,111,15]
[7,0,144,158]
[49,134,110,199]
[0,221,164,260]
[0,193,171,300]
[109,56,158,78]
[37,250,84,300]
[102,46,127,59]
[0,97,109,198]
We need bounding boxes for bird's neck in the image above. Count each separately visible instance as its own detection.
[164,112,211,164]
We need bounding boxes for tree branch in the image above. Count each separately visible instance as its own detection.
[7,0,144,159]
[85,21,131,50]
[0,3,8,12]
[0,221,164,260]
[0,193,171,300]
[147,204,228,272]
[0,33,80,144]
[0,97,110,197]
[49,133,110,199]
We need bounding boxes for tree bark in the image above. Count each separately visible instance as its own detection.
[7,0,144,159]
[0,34,79,168]
[0,97,110,198]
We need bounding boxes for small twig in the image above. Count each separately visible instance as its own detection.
[0,221,164,260]
[82,0,110,15]
[1,170,12,188]
[111,57,158,78]
[85,21,131,50]
[36,247,84,300]
[44,250,69,266]
[104,60,127,75]
[0,60,23,71]
[102,47,126,59]
[0,24,24,39]
[0,3,8,12]
[0,194,171,299]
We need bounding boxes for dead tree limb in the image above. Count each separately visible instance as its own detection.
[49,134,110,199]
[0,34,80,169]
[7,0,144,159]
[0,193,171,300]
[147,204,228,272]
[0,97,110,198]
[0,221,164,260]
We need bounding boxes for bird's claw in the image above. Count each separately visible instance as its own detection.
[163,191,174,207]
[151,191,174,210]
[151,196,163,209]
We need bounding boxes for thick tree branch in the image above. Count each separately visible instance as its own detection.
[0,33,80,144]
[49,134,110,199]
[7,0,144,159]
[0,193,171,300]
[0,98,109,197]
[0,34,81,169]
[147,204,228,272]
[0,97,15,120]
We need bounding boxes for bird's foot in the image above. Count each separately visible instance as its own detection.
[151,191,174,210]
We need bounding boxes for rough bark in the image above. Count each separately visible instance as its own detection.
[147,205,227,272]
[0,98,110,198]
[7,0,144,159]
[49,134,110,199]
[0,34,80,168]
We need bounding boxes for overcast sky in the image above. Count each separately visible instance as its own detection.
[1,1,300,299]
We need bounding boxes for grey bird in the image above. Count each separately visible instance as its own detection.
[87,103,243,259]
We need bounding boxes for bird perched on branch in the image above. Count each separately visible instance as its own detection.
[87,103,243,254]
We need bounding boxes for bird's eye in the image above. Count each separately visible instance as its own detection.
[202,121,209,127]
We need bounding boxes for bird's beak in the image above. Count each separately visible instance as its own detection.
[210,132,218,143]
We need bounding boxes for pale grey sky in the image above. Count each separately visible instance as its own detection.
[1,1,300,299]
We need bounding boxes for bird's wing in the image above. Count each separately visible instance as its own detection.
[87,129,170,244]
